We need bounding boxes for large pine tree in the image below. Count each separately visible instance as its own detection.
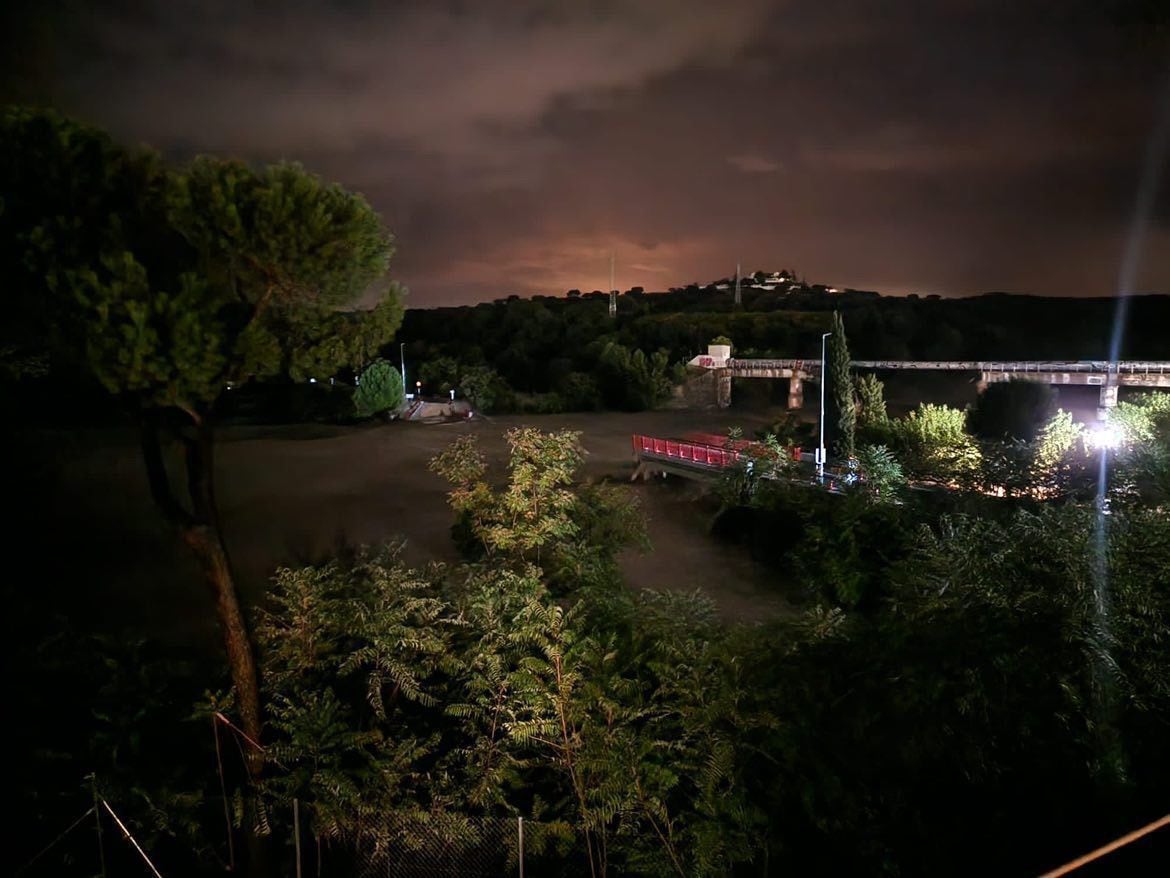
[1,109,403,755]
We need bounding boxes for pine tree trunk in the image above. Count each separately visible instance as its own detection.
[181,522,264,764]
[182,518,270,876]
[138,413,264,775]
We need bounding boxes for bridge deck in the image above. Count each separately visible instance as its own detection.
[691,356,1170,410]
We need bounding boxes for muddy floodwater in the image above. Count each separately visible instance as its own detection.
[16,410,799,652]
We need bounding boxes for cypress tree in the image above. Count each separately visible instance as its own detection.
[829,311,856,458]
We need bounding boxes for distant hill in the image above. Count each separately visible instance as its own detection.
[395,287,1170,413]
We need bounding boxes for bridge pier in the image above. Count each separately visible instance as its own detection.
[1099,382,1118,418]
[788,376,804,410]
[716,370,732,408]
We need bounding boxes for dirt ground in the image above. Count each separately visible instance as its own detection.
[19,374,1106,652]
[17,409,796,653]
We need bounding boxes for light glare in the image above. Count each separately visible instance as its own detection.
[1086,423,1124,450]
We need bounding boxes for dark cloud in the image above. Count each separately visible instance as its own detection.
[3,0,1168,303]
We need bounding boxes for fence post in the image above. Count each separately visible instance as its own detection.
[91,774,107,878]
[292,796,306,878]
[518,816,524,878]
[211,715,235,872]
[293,798,303,878]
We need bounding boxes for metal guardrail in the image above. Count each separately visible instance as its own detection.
[632,434,741,468]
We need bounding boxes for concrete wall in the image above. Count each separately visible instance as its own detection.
[407,400,474,420]
[668,369,722,409]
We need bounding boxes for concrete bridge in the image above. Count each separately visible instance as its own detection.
[687,345,1170,413]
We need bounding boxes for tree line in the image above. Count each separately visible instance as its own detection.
[395,275,1170,416]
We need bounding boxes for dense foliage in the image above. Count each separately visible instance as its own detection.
[1107,392,1170,506]
[250,420,1170,876]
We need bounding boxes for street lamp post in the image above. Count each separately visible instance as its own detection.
[817,331,831,482]
[399,342,407,398]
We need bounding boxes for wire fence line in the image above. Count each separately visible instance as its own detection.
[313,812,588,878]
[18,791,591,877]
[334,814,519,878]
[210,714,590,876]
[207,712,592,877]
[16,796,171,877]
[18,767,591,877]
[18,715,593,877]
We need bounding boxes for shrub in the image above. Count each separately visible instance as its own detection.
[353,359,405,418]
[968,380,1057,442]
[556,371,602,411]
[1110,391,1170,445]
[596,342,673,411]
[517,392,566,414]
[460,365,513,413]
[855,374,888,430]
[888,403,980,482]
[854,444,905,500]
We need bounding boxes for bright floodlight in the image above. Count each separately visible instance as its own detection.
[1086,423,1124,451]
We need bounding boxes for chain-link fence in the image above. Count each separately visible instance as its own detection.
[209,712,594,877]
[15,711,595,877]
[308,812,590,878]
[322,814,517,878]
[17,795,592,878]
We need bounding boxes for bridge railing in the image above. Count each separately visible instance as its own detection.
[701,358,1170,375]
[849,360,1170,374]
[632,434,741,468]
[727,358,817,372]
[968,361,1170,374]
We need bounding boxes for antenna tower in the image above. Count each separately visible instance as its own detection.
[609,253,617,317]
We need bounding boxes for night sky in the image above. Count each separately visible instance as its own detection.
[3,1,1169,306]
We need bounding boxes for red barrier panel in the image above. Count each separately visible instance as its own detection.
[632,434,740,469]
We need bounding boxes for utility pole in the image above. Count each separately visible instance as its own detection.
[734,262,742,306]
[608,252,617,318]
[399,342,407,397]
